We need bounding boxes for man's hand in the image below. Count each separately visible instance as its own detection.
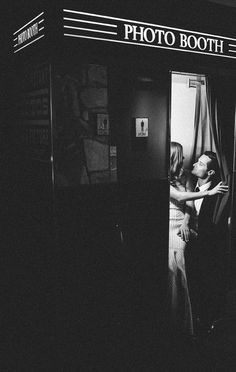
[177,223,190,242]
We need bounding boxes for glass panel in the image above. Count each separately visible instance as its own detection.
[54,64,117,187]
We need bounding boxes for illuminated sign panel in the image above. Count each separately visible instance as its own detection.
[63,9,236,60]
[13,12,45,53]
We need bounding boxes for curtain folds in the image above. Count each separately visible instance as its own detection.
[190,78,215,167]
[190,74,234,225]
[206,75,233,225]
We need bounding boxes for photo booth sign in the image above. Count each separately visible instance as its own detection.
[62,9,236,60]
[13,8,236,60]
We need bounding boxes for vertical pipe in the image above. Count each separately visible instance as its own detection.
[227,105,236,289]
[49,62,56,228]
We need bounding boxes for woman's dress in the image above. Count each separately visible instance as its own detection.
[169,184,194,335]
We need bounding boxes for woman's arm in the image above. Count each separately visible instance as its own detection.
[177,200,194,242]
[170,185,208,202]
[170,182,228,202]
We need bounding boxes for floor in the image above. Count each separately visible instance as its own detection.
[1,155,236,371]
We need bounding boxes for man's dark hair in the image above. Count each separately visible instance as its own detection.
[203,151,219,180]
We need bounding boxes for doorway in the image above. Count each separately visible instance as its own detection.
[169,70,231,334]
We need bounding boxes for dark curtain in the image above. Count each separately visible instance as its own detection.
[206,75,235,226]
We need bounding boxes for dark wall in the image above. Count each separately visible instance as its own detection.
[109,66,169,183]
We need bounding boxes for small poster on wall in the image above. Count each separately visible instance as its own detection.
[135,117,148,137]
[97,113,109,135]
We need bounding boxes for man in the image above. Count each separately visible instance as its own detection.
[186,151,228,336]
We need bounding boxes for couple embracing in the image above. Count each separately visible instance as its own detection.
[169,142,228,336]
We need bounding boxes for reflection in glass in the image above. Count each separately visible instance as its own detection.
[54,64,117,187]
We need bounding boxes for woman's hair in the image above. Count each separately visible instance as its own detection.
[170,142,183,182]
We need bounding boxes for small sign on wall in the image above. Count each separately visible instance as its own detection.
[109,145,117,157]
[135,117,148,137]
[97,113,109,135]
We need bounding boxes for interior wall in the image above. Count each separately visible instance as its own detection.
[109,69,169,183]
[171,73,197,170]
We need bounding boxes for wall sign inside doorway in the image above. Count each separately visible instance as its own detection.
[135,118,148,138]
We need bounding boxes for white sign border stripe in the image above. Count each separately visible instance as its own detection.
[63,17,117,28]
[63,25,117,35]
[14,34,45,53]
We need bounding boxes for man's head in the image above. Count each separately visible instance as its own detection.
[191,151,219,183]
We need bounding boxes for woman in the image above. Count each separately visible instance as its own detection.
[169,142,228,336]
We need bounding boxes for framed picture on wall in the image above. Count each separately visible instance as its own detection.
[135,117,148,137]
